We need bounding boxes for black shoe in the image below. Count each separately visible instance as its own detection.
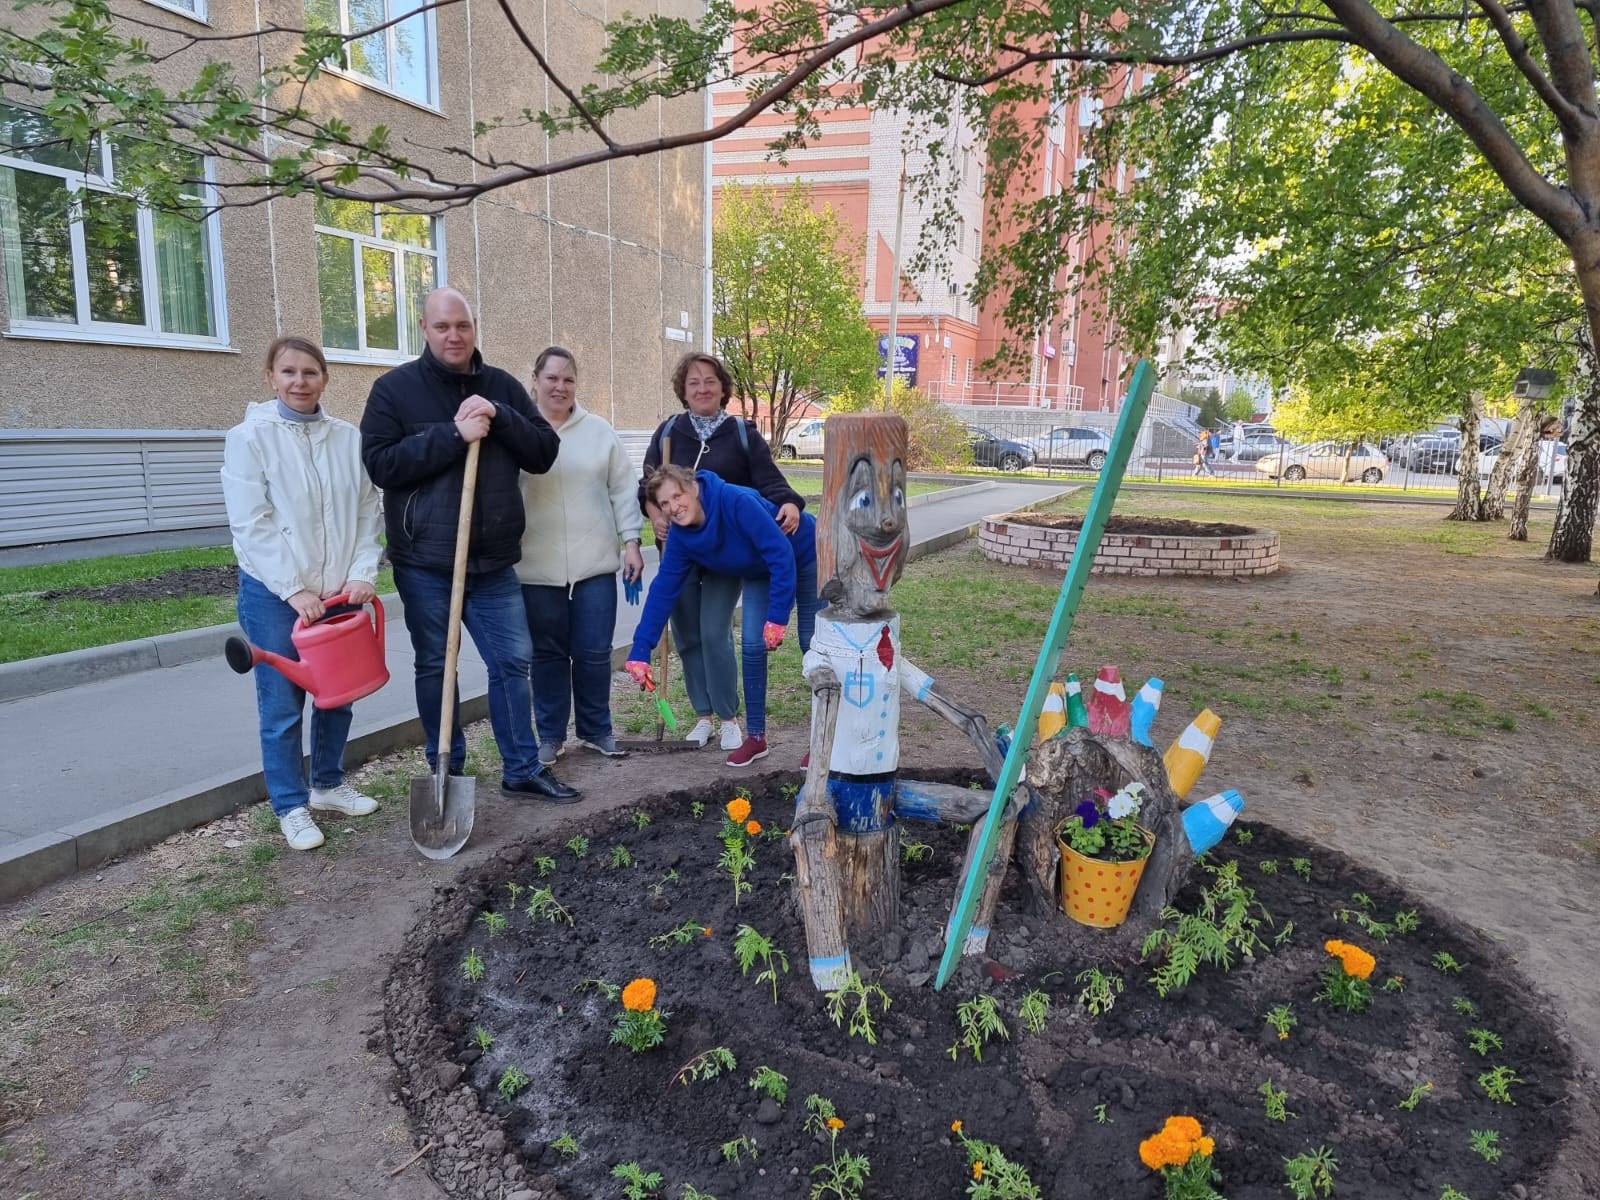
[502,770,581,803]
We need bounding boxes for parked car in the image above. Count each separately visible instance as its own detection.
[777,417,825,459]
[1401,434,1462,474]
[1228,431,1286,462]
[1477,440,1567,484]
[964,425,1035,472]
[1447,433,1504,475]
[1021,425,1112,469]
[1254,441,1388,483]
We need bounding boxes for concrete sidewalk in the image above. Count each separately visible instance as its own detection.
[0,479,1071,899]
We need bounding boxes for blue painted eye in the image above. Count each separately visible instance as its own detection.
[892,487,905,506]
[851,489,873,510]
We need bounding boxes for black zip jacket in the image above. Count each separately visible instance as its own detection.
[636,411,803,516]
[361,345,560,575]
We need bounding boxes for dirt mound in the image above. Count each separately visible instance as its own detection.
[41,564,240,602]
[386,771,1575,1200]
[1003,513,1256,538]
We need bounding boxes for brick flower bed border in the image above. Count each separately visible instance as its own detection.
[978,513,1280,577]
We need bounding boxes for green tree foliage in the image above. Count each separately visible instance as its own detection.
[829,379,970,470]
[712,183,878,443]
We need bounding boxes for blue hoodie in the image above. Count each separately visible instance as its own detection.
[629,470,817,661]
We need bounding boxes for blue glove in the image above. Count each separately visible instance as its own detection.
[623,575,642,605]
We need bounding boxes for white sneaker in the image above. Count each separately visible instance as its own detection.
[685,718,714,748]
[279,806,325,851]
[719,720,743,752]
[309,783,379,816]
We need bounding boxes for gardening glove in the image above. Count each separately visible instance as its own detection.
[625,659,655,690]
[763,621,786,651]
[623,575,642,605]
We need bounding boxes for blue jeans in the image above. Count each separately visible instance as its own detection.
[237,573,354,817]
[522,573,618,746]
[737,554,820,736]
[394,563,543,782]
[669,567,743,721]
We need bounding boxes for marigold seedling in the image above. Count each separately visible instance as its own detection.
[805,1095,870,1200]
[1398,1081,1433,1111]
[1394,908,1421,934]
[691,800,705,818]
[733,924,789,1002]
[610,977,668,1052]
[824,971,891,1046]
[1259,1078,1294,1122]
[749,1065,788,1104]
[479,910,506,936]
[900,838,932,865]
[1142,861,1272,997]
[1235,828,1253,844]
[670,1046,736,1088]
[1259,859,1279,874]
[496,1065,530,1100]
[611,1161,664,1200]
[524,886,573,927]
[681,1183,717,1199]
[1438,1187,1472,1200]
[1290,856,1312,881]
[610,844,634,868]
[649,919,708,950]
[1075,967,1123,1017]
[575,976,621,1001]
[1451,996,1476,1017]
[1468,1128,1502,1163]
[471,1024,495,1051]
[1432,950,1464,974]
[632,811,651,830]
[948,994,1009,1062]
[504,881,523,907]
[534,855,556,878]
[721,1133,759,1164]
[1466,1027,1503,1056]
[1383,974,1406,992]
[1283,1146,1336,1199]
[1264,1003,1296,1039]
[1019,989,1051,1034]
[1478,1065,1521,1104]
[1093,1103,1111,1124]
[461,947,485,983]
[565,835,589,859]
[551,1131,579,1158]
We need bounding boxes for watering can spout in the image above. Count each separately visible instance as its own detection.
[222,594,389,709]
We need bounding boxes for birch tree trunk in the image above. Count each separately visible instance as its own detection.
[1449,395,1486,521]
[1548,326,1599,563]
[1482,398,1536,522]
[1508,407,1552,541]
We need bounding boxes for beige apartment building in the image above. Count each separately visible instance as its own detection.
[0,1,706,544]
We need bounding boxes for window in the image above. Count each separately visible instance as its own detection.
[0,102,224,344]
[144,0,206,17]
[965,357,973,382]
[948,355,957,384]
[306,0,439,107]
[314,195,441,359]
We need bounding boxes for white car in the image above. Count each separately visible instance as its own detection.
[1477,440,1567,485]
[777,418,825,459]
[1021,425,1113,469]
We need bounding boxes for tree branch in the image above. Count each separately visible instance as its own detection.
[493,0,617,151]
[1472,0,1588,130]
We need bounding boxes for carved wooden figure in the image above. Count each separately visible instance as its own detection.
[792,414,1012,989]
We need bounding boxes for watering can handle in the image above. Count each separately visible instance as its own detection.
[293,594,387,658]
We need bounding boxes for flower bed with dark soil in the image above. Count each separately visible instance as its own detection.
[384,770,1574,1200]
[979,514,1280,579]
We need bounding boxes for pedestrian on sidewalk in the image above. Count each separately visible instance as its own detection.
[516,346,645,764]
[1192,430,1216,477]
[222,337,384,851]
[1231,419,1246,462]
[625,466,820,767]
[360,288,580,803]
[637,353,805,753]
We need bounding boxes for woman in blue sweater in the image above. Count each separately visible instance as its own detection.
[626,465,819,766]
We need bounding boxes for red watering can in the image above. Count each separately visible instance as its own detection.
[224,594,389,709]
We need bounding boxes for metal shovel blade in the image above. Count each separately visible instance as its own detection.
[409,767,476,860]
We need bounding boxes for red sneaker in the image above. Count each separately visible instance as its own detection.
[726,735,769,768]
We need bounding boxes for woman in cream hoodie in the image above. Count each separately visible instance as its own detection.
[517,347,645,760]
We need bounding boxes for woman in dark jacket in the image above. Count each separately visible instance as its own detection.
[638,353,805,751]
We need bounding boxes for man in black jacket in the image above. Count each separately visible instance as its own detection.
[361,287,578,801]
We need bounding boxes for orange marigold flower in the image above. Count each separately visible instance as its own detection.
[1278,1030,1289,1040]
[1326,939,1376,979]
[727,797,752,823]
[1164,1115,1203,1142]
[1139,1135,1173,1170]
[621,977,656,1012]
[972,1161,984,1180]
[826,1117,844,1130]
[702,927,713,937]
[1195,1136,1215,1158]
[950,1120,963,1134]
[746,820,762,835]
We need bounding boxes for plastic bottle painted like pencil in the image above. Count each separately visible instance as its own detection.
[1163,708,1221,799]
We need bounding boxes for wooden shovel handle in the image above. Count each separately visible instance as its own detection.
[437,439,481,761]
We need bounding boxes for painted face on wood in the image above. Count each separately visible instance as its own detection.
[818,415,908,617]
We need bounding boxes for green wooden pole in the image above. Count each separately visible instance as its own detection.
[934,359,1158,990]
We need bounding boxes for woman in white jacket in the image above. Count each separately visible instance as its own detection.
[221,337,385,850]
[517,347,645,761]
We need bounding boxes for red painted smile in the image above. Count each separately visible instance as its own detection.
[857,535,904,591]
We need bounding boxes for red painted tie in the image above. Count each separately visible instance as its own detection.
[876,624,894,670]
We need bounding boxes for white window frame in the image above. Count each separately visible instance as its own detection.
[141,0,209,23]
[313,1,442,112]
[314,200,445,363]
[0,115,230,351]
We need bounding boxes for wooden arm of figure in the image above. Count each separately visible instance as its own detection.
[796,665,841,826]
[791,663,851,989]
[908,662,1035,818]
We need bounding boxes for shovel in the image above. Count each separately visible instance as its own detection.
[409,440,479,859]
